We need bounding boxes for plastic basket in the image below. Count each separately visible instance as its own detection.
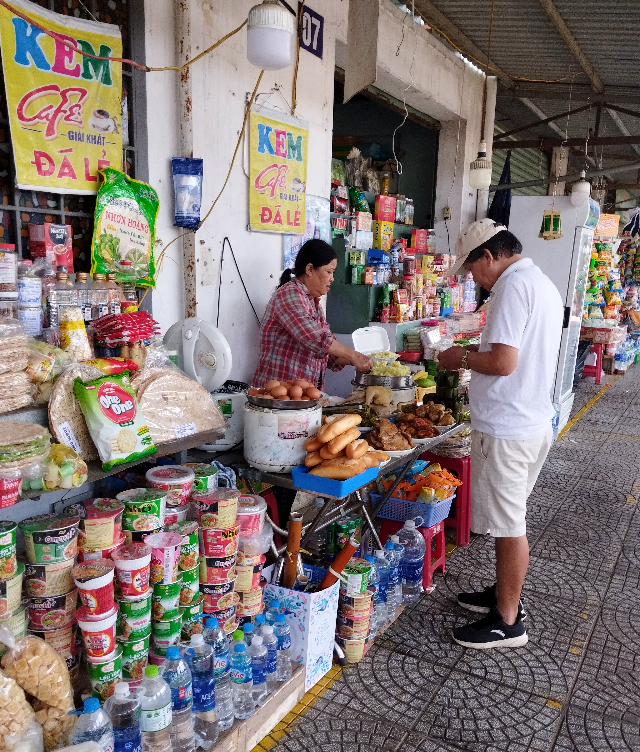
[291,464,379,498]
[371,492,454,528]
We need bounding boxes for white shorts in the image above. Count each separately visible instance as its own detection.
[470,426,553,538]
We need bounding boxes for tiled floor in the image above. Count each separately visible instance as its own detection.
[254,366,640,751]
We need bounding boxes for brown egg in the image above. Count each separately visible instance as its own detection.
[305,387,322,399]
[247,388,260,396]
[261,393,273,399]
[288,385,303,399]
[270,385,288,398]
[265,380,281,391]
[278,394,291,400]
[294,379,311,389]
[300,396,310,401]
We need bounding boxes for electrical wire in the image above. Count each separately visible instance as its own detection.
[291,0,305,115]
[216,237,261,328]
[391,1,419,177]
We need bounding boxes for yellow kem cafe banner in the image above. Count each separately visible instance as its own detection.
[249,107,308,233]
[0,0,122,193]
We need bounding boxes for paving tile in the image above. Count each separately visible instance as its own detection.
[521,556,600,609]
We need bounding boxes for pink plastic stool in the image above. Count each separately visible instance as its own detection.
[582,343,604,385]
[379,518,446,588]
[418,452,471,547]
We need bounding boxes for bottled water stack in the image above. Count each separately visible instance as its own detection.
[397,520,426,603]
[159,646,195,752]
[185,634,218,750]
[203,617,233,732]
[250,635,269,707]
[274,614,292,683]
[71,698,114,752]
[138,665,173,752]
[104,682,141,752]
[230,644,255,720]
[261,625,278,692]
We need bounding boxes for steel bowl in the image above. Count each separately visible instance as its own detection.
[246,395,320,410]
[353,371,413,389]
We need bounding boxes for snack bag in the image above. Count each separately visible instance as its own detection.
[74,372,157,470]
[84,357,139,375]
[0,669,36,750]
[91,167,159,287]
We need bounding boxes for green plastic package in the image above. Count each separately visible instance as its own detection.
[74,372,157,471]
[91,168,160,287]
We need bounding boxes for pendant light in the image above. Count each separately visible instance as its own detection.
[570,171,591,206]
[468,140,493,190]
[247,0,296,70]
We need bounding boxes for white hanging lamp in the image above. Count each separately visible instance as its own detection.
[570,171,591,206]
[468,140,493,190]
[247,0,296,71]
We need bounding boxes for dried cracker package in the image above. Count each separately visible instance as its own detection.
[0,668,36,750]
[32,698,75,751]
[74,372,157,470]
[91,168,159,287]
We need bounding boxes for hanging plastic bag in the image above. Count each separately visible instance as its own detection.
[172,158,203,230]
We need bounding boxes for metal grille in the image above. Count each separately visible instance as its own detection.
[0,0,147,271]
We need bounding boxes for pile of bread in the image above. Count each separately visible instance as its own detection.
[304,414,388,480]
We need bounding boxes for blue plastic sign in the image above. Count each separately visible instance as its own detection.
[300,6,323,59]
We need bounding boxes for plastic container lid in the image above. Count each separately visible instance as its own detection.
[146,466,195,486]
[255,614,265,624]
[114,683,129,697]
[262,625,273,635]
[206,617,219,628]
[146,664,159,677]
[390,535,400,543]
[351,326,391,356]
[269,600,279,608]
[242,623,253,633]
[232,630,244,641]
[191,633,204,645]
[404,520,416,529]
[166,646,180,660]
[275,614,285,623]
[84,697,100,712]
[253,635,263,645]
[234,643,246,653]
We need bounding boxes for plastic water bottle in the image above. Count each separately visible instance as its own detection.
[184,634,218,750]
[373,551,390,625]
[274,614,292,683]
[104,682,142,752]
[265,600,281,626]
[138,665,172,752]
[389,534,405,608]
[249,635,268,706]
[72,697,115,752]
[242,622,254,647]
[202,617,233,732]
[159,645,194,752]
[254,613,266,637]
[383,541,400,613]
[262,625,278,692]
[364,555,380,636]
[230,629,246,649]
[397,520,426,603]
[230,644,254,720]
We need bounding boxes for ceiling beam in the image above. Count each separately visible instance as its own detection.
[606,104,640,121]
[413,0,514,89]
[495,103,592,140]
[537,0,604,93]
[606,110,640,158]
[494,135,640,150]
[510,83,640,104]
[490,161,640,192]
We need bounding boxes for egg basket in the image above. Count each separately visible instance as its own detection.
[246,395,321,410]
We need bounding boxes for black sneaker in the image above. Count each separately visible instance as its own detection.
[457,584,527,620]
[452,608,528,649]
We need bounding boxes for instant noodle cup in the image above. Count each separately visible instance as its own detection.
[199,553,237,585]
[0,562,23,615]
[336,613,371,640]
[185,463,218,492]
[335,635,366,663]
[180,595,204,640]
[28,619,77,659]
[117,488,168,532]
[144,532,183,584]
[151,613,182,655]
[236,495,267,536]
[79,499,125,550]
[72,559,116,615]
[87,644,122,700]
[166,521,199,571]
[151,577,182,621]
[192,489,239,529]
[121,634,150,680]
[124,527,162,545]
[0,521,17,579]
[19,513,79,564]
[180,566,200,606]
[77,534,126,563]
[24,558,75,597]
[339,559,372,596]
[163,506,190,527]
[145,466,194,507]
[208,604,237,633]
[200,580,237,613]
[147,649,164,667]
[28,589,77,630]
[234,554,264,592]
[112,543,152,598]
[116,591,152,641]
[78,604,118,658]
[0,470,21,509]
[338,589,373,619]
[236,588,264,618]
[198,526,238,558]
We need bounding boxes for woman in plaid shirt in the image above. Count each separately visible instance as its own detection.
[253,240,372,389]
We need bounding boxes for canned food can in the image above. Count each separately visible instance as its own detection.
[336,521,350,550]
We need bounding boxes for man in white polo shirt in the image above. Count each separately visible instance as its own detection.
[438,219,563,649]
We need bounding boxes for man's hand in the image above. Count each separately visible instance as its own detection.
[352,352,373,372]
[437,346,466,370]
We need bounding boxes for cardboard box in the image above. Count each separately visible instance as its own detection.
[411,229,429,252]
[262,581,339,692]
[355,212,372,231]
[354,230,373,250]
[374,195,397,222]
[29,223,73,272]
[373,220,394,250]
[349,250,366,266]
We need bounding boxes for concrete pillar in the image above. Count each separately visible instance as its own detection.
[433,117,469,255]
[476,75,497,219]
[548,146,569,196]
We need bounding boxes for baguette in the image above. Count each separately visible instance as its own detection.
[346,439,368,460]
[361,453,379,469]
[309,464,358,480]
[327,426,361,456]
[318,414,362,443]
[320,457,366,474]
[304,451,323,467]
[305,435,323,452]
[319,444,345,460]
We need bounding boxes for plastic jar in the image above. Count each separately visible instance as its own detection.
[0,244,17,298]
[18,305,43,336]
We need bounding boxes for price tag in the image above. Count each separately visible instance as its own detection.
[174,422,197,439]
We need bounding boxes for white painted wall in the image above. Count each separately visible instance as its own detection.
[143,0,486,384]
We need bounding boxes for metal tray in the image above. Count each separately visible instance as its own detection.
[353,371,413,388]
[246,395,320,410]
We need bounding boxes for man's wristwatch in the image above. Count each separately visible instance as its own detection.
[461,349,470,370]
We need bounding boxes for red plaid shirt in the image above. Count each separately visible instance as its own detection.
[253,278,342,389]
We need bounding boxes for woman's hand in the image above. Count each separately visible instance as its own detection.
[328,340,373,372]
[351,352,373,373]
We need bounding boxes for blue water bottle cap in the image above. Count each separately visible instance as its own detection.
[84,697,100,713]
[243,623,254,633]
[206,617,219,628]
[364,555,375,564]
[275,614,286,623]
[269,600,280,608]
[166,646,180,660]
[255,613,265,624]
[234,643,246,653]
[384,541,394,549]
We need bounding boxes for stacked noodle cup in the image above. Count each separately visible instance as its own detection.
[0,522,26,655]
[234,495,269,625]
[334,561,375,663]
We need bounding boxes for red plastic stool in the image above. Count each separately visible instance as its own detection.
[582,343,604,385]
[418,452,471,547]
[379,518,446,588]
[259,489,282,549]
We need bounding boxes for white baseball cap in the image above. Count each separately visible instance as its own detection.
[449,218,507,276]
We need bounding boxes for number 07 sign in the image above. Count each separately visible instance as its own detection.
[299,6,323,59]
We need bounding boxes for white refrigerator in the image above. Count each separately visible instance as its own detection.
[508,196,599,436]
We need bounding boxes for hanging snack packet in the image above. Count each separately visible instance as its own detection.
[74,371,157,470]
[91,167,160,287]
